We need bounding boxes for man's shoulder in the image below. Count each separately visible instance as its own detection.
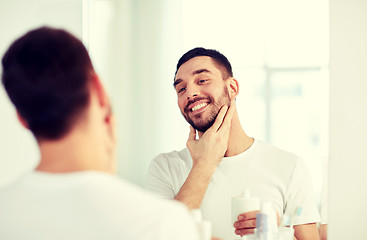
[152,148,192,165]
[253,139,301,166]
[0,171,198,240]
[255,139,295,154]
[148,148,193,182]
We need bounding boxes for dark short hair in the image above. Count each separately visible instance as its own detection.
[175,47,233,80]
[1,27,93,140]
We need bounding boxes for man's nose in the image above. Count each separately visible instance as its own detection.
[185,85,199,100]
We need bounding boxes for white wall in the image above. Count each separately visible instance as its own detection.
[329,0,367,239]
[0,0,83,188]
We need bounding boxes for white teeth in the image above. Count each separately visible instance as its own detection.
[191,103,208,112]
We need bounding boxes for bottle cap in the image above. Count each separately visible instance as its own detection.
[241,189,250,198]
[190,209,202,222]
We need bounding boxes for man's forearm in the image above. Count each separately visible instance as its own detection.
[174,164,215,209]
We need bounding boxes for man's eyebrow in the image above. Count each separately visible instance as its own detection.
[193,68,211,75]
[173,69,211,87]
[173,79,182,87]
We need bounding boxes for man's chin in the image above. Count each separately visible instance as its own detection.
[186,113,219,132]
[191,120,215,133]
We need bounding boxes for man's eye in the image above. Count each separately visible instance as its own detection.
[198,79,207,84]
[178,87,186,93]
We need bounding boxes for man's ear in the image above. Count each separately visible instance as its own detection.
[16,111,29,129]
[90,72,109,108]
[227,77,239,99]
[90,72,114,127]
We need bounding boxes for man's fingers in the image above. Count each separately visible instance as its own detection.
[234,219,257,229]
[235,228,255,236]
[187,125,197,141]
[218,101,235,132]
[237,210,259,221]
[208,105,228,133]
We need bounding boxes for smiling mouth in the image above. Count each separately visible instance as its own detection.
[191,102,208,112]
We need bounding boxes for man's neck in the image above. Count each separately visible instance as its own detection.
[198,110,254,158]
[36,130,110,173]
[224,111,254,157]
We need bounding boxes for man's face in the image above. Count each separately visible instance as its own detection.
[174,56,231,132]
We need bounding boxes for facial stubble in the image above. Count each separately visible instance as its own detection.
[182,86,231,133]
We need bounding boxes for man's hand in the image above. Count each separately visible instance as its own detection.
[233,210,259,236]
[187,103,235,173]
[174,103,235,209]
[234,210,280,237]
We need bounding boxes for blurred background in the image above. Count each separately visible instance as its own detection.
[0,0,328,209]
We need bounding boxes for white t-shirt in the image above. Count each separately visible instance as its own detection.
[147,139,320,240]
[0,171,199,240]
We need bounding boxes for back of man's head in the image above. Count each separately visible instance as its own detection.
[1,27,93,140]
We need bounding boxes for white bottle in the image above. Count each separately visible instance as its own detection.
[231,189,260,225]
[190,209,211,240]
[255,201,278,240]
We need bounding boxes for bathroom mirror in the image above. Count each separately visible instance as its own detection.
[85,0,329,206]
[0,0,328,226]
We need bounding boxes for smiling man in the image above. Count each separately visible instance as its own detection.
[147,47,320,240]
[174,62,232,133]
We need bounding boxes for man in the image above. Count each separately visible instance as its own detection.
[147,47,320,240]
[0,27,200,240]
